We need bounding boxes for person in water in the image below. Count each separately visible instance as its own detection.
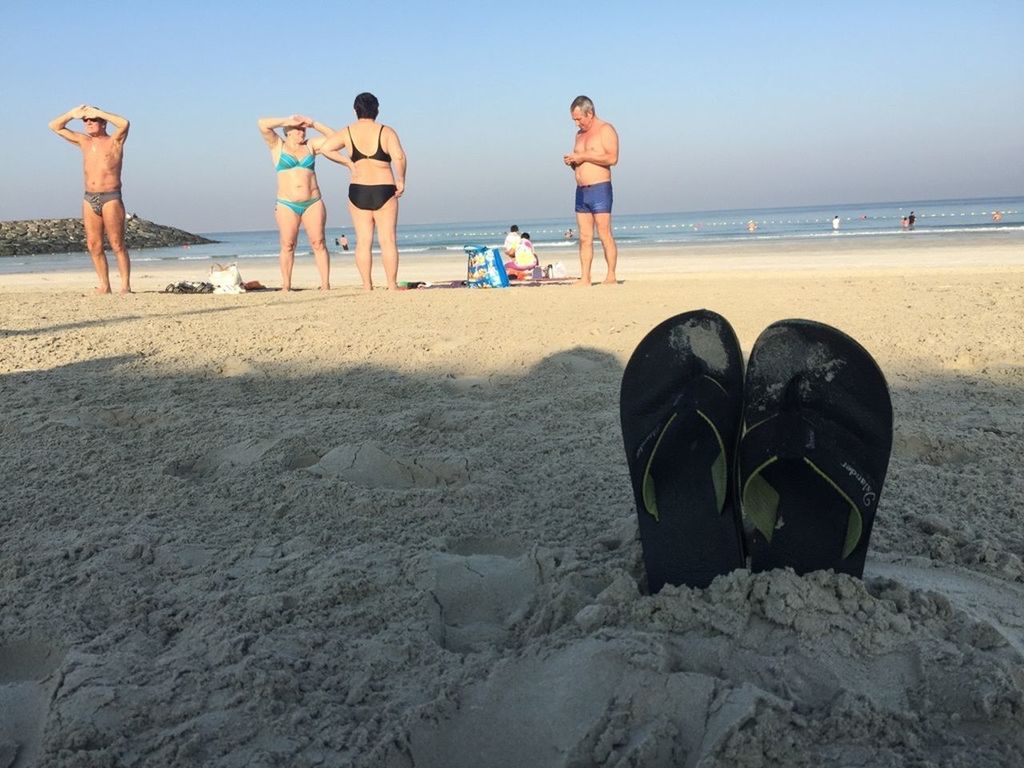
[48,104,132,294]
[258,114,350,291]
[320,93,407,290]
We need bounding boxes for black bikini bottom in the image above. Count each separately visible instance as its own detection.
[349,184,397,211]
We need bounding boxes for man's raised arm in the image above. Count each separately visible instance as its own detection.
[48,105,87,145]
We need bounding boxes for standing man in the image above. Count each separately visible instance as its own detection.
[48,105,132,294]
[563,95,618,286]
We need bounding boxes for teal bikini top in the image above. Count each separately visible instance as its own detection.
[276,148,315,172]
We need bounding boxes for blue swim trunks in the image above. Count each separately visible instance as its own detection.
[575,181,613,214]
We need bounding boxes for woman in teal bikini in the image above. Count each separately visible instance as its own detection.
[258,114,351,291]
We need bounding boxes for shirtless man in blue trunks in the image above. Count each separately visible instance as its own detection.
[49,104,132,294]
[258,114,351,291]
[563,95,619,286]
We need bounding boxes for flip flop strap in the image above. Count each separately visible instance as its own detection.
[635,374,734,522]
[740,408,882,558]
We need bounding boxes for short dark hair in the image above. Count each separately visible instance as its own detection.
[354,92,380,119]
[510,225,519,232]
[570,95,595,115]
[522,232,530,240]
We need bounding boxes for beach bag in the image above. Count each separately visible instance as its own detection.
[546,261,568,279]
[464,245,509,289]
[210,263,245,294]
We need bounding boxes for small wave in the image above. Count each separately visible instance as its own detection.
[533,240,576,248]
[647,224,1024,245]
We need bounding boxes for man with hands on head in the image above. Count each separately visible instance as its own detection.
[48,104,132,294]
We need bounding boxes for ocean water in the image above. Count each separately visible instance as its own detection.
[3,196,1022,274]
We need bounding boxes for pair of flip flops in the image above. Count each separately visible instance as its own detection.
[620,310,893,593]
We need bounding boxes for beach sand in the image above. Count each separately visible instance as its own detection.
[1,239,1023,766]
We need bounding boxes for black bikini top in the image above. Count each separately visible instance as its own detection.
[348,125,391,163]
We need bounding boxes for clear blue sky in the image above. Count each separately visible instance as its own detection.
[2,1,1021,232]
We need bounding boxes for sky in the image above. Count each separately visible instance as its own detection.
[1,1,1021,233]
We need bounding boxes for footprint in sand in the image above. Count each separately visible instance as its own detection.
[307,442,468,490]
[216,356,255,377]
[0,639,64,768]
[163,436,282,479]
[414,537,544,653]
[57,406,162,429]
[893,431,979,466]
[869,554,1024,656]
[405,636,782,768]
[540,348,617,377]
[445,375,491,393]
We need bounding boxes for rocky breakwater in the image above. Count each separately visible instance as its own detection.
[0,217,215,257]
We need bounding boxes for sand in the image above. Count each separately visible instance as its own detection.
[1,238,1023,767]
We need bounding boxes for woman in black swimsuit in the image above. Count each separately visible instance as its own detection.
[322,93,407,290]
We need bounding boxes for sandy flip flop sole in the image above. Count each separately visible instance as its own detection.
[620,309,746,592]
[739,319,893,578]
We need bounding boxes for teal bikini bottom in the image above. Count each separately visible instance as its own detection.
[276,196,321,216]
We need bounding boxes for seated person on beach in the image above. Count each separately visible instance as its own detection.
[258,114,351,291]
[503,224,521,257]
[505,232,539,278]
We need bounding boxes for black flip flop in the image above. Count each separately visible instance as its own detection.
[620,309,746,592]
[739,319,893,578]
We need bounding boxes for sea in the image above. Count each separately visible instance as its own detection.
[3,195,1021,275]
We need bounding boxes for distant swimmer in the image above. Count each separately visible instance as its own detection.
[908,211,916,229]
[832,215,841,231]
[747,220,758,232]
[48,104,132,294]
[258,113,351,291]
[339,232,349,251]
[564,95,618,286]
[993,211,1003,222]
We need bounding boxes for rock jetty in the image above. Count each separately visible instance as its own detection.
[0,217,215,257]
